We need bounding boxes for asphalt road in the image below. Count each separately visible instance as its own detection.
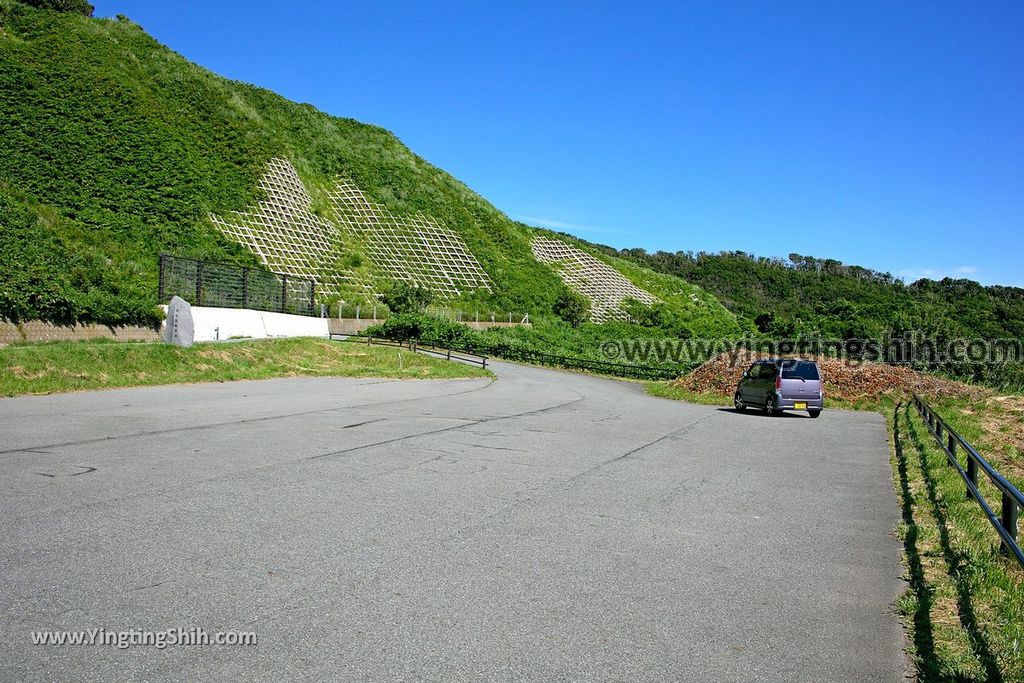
[0,360,905,681]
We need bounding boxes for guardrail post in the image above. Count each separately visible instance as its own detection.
[242,267,250,309]
[1002,494,1019,556]
[158,254,166,302]
[196,259,204,306]
[947,434,956,467]
[967,455,979,500]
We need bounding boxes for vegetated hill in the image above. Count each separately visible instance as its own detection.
[0,0,738,339]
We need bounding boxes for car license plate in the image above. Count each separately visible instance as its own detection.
[794,402,807,409]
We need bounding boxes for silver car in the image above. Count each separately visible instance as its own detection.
[734,359,823,417]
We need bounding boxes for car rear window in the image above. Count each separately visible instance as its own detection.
[781,361,820,380]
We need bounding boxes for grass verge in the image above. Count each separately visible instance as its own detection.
[0,337,489,396]
[892,399,1023,681]
[645,379,1024,681]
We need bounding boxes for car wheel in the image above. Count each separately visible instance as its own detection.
[734,392,746,411]
[808,410,821,419]
[764,395,776,416]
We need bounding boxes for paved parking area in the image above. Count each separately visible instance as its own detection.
[0,360,905,681]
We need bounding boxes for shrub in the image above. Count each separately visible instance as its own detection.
[366,313,479,349]
[553,290,590,327]
[18,0,93,16]
[380,282,434,315]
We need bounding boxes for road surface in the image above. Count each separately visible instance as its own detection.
[0,360,906,681]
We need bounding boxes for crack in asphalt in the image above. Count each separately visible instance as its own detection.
[2,378,582,523]
[307,393,586,461]
[411,413,719,550]
[0,377,496,457]
[563,411,715,485]
[342,418,387,429]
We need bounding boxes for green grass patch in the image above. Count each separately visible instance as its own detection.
[891,400,1023,681]
[642,381,730,406]
[0,337,489,396]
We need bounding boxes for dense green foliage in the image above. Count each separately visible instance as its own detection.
[380,282,434,315]
[552,290,590,327]
[0,1,561,321]
[592,247,1024,384]
[18,0,92,16]
[367,312,705,373]
[366,313,479,349]
[0,190,160,326]
[595,248,1024,341]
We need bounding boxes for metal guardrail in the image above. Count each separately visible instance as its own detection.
[335,333,684,380]
[329,334,489,370]
[912,393,1023,567]
[159,254,316,317]
[327,333,683,380]
[489,347,686,380]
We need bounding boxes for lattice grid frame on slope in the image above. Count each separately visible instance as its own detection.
[209,158,492,301]
[327,178,491,298]
[209,158,351,295]
[531,236,658,323]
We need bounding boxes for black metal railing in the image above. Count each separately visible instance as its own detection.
[159,254,316,317]
[330,334,489,370]
[485,347,687,380]
[331,333,684,380]
[912,393,1023,568]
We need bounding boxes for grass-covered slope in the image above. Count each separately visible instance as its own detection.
[0,337,488,395]
[2,1,676,330]
[536,229,740,336]
[0,1,740,337]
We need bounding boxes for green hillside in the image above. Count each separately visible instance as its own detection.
[591,248,1024,339]
[590,246,1024,384]
[0,0,738,339]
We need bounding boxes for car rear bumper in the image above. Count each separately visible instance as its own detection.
[777,394,823,410]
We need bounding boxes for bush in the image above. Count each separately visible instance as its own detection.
[622,298,693,338]
[18,0,93,16]
[553,290,590,327]
[366,313,480,349]
[380,282,434,315]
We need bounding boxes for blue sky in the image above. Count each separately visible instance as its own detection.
[93,1,1024,286]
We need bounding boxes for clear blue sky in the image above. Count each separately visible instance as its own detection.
[93,0,1024,286]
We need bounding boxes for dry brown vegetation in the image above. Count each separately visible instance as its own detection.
[675,351,986,402]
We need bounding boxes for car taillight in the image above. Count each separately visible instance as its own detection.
[775,376,782,391]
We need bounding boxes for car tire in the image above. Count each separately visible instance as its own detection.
[808,410,821,419]
[734,392,746,411]
[764,395,776,416]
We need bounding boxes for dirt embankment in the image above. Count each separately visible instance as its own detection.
[675,351,984,402]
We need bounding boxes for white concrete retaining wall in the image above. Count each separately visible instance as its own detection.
[160,306,329,342]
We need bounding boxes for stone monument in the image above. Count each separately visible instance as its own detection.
[163,296,195,347]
